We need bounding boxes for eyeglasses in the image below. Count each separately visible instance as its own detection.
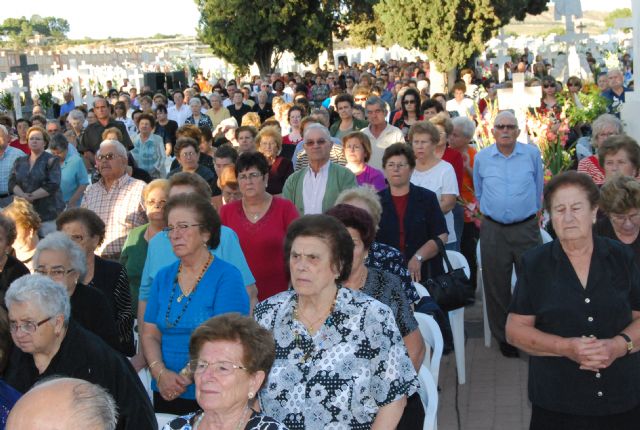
[610,213,640,225]
[188,359,247,376]
[10,317,53,334]
[304,139,328,147]
[180,151,197,159]
[386,162,410,170]
[494,124,518,130]
[403,99,416,105]
[146,199,167,207]
[355,97,367,102]
[96,153,118,161]
[163,223,203,234]
[34,267,75,278]
[237,172,263,181]
[366,109,384,115]
[542,84,555,89]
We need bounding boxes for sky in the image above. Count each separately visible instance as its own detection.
[0,0,633,40]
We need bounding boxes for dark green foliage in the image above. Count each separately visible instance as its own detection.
[0,15,70,47]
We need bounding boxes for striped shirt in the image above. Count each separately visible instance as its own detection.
[577,155,605,186]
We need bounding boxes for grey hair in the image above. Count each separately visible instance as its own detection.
[303,123,331,141]
[34,232,87,279]
[452,116,476,139]
[335,185,383,227]
[5,274,71,324]
[49,133,69,152]
[209,93,222,102]
[365,95,386,112]
[34,378,118,430]
[0,124,7,138]
[67,110,85,122]
[310,108,330,127]
[98,139,127,158]
[494,110,519,128]
[189,97,201,107]
[93,97,108,108]
[592,113,623,138]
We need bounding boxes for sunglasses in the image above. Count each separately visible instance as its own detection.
[543,84,555,89]
[403,99,416,105]
[568,82,581,87]
[495,124,518,130]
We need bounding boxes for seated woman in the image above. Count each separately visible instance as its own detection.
[256,126,293,195]
[0,215,30,307]
[32,231,119,351]
[4,275,156,430]
[169,137,218,194]
[599,135,640,180]
[255,215,417,429]
[342,131,386,191]
[142,193,249,415]
[56,208,134,356]
[597,175,640,266]
[2,198,40,272]
[185,97,214,130]
[164,313,287,430]
[577,114,623,184]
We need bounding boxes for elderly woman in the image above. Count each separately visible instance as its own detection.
[169,137,217,193]
[56,208,134,356]
[9,126,64,236]
[120,179,170,312]
[32,231,119,351]
[220,152,298,301]
[185,97,214,130]
[0,215,29,307]
[2,198,40,271]
[1,308,21,429]
[256,126,293,195]
[65,109,85,146]
[252,90,274,124]
[131,113,166,179]
[342,131,386,191]
[377,143,448,283]
[599,135,640,180]
[4,275,156,430]
[48,133,89,208]
[164,314,286,430]
[206,93,231,132]
[597,175,640,265]
[255,215,418,429]
[577,114,623,184]
[506,171,640,429]
[142,193,249,414]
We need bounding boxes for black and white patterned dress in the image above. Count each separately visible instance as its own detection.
[163,409,288,429]
[254,287,418,430]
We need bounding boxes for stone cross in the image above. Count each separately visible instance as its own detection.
[497,73,542,143]
[50,62,60,75]
[8,77,27,120]
[68,59,83,106]
[9,54,38,112]
[129,68,144,90]
[494,29,510,83]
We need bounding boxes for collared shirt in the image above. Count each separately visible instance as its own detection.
[302,161,330,215]
[167,104,191,127]
[361,124,405,170]
[473,142,543,224]
[81,174,147,258]
[0,146,26,195]
[184,114,214,130]
[131,134,166,179]
[78,119,133,153]
[293,139,346,171]
[60,150,89,204]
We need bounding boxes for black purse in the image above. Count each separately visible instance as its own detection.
[424,237,475,312]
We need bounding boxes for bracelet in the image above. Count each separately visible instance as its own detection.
[148,360,162,370]
[156,368,167,384]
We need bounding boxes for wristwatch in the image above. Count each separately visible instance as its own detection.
[414,253,423,262]
[619,332,634,355]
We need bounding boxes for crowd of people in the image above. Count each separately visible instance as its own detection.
[0,52,638,430]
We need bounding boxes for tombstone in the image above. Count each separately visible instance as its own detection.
[50,62,60,75]
[493,30,511,83]
[129,68,144,90]
[619,4,640,141]
[9,54,38,116]
[497,73,542,143]
[68,59,83,106]
[8,77,26,120]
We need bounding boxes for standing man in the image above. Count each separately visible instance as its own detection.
[473,110,543,358]
[361,96,404,170]
[0,125,25,207]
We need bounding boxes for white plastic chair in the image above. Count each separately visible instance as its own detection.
[414,312,443,386]
[156,413,178,429]
[417,364,439,430]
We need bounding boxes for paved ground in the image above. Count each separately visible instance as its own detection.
[434,299,532,430]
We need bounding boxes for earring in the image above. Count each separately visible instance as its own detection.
[248,392,254,399]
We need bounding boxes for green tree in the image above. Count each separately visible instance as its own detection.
[195,0,331,76]
[604,8,632,32]
[0,15,69,47]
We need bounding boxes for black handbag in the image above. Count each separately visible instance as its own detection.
[424,237,475,312]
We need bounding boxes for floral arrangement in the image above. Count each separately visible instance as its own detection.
[556,83,608,127]
[474,98,499,150]
[526,105,574,178]
[36,87,55,110]
[0,92,13,112]
[460,195,482,229]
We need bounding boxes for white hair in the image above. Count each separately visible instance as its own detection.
[452,116,476,139]
[189,97,201,107]
[303,123,331,141]
[494,110,518,128]
[67,110,85,122]
[5,274,71,324]
[98,140,127,158]
[34,232,87,279]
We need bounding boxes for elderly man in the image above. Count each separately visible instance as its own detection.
[81,140,147,260]
[167,90,191,127]
[283,123,357,215]
[7,378,118,430]
[473,110,543,358]
[4,275,156,430]
[361,95,404,170]
[602,69,629,117]
[58,92,75,118]
[77,97,132,169]
[0,125,25,207]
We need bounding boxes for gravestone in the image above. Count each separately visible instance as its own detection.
[9,54,38,117]
[68,59,83,106]
[497,73,542,143]
[494,29,510,83]
[8,77,26,120]
[618,4,640,141]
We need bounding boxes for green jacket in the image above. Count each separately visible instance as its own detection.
[329,118,369,137]
[282,162,357,215]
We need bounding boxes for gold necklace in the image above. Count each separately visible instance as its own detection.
[293,287,339,336]
[177,253,213,303]
[242,195,271,222]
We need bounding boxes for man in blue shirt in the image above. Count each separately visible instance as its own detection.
[602,69,629,118]
[0,125,25,207]
[473,110,543,358]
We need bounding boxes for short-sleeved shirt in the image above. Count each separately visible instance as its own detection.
[60,151,89,203]
[255,287,418,430]
[0,146,26,194]
[509,237,640,415]
[366,241,419,303]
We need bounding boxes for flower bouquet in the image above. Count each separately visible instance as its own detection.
[526,105,574,177]
[556,83,608,127]
[474,98,499,150]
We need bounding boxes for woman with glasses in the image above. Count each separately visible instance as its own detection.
[32,231,119,351]
[163,314,286,430]
[577,114,624,185]
[393,88,424,140]
[220,152,298,302]
[598,176,640,265]
[4,275,157,430]
[9,126,64,236]
[342,131,386,191]
[56,208,134,357]
[142,193,249,415]
[168,137,217,194]
[538,76,562,118]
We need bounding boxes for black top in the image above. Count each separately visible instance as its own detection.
[252,102,275,123]
[6,320,157,430]
[155,120,179,149]
[228,103,252,126]
[0,255,30,308]
[168,164,219,197]
[376,183,448,279]
[70,283,120,352]
[266,156,294,195]
[78,119,133,153]
[510,236,640,415]
[594,217,640,268]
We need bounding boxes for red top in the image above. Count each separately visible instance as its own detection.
[577,155,605,186]
[391,193,409,253]
[442,147,463,192]
[219,197,299,301]
[9,138,30,155]
[282,134,303,146]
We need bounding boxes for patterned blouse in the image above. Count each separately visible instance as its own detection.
[366,241,419,303]
[163,409,288,430]
[255,287,418,430]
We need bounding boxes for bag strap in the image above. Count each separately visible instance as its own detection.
[434,237,455,273]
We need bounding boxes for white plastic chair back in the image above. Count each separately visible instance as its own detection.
[417,364,439,430]
[414,312,443,385]
[443,251,469,384]
[413,281,429,299]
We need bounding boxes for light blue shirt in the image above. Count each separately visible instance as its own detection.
[131,134,166,179]
[60,151,89,204]
[473,142,543,224]
[138,226,255,301]
[0,146,26,194]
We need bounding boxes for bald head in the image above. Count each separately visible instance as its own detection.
[7,378,117,430]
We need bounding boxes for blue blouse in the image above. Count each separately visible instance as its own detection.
[144,257,250,399]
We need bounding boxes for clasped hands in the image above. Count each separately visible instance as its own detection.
[566,336,627,372]
[158,368,191,401]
